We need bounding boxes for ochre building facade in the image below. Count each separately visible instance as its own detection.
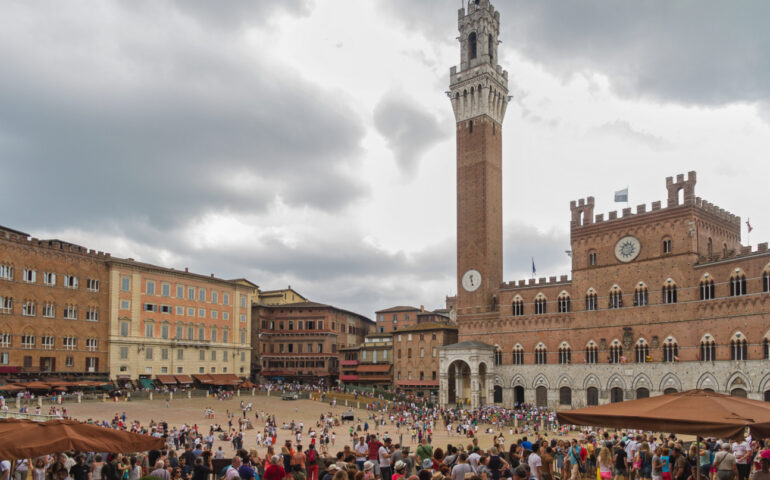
[440,0,770,409]
[108,260,254,382]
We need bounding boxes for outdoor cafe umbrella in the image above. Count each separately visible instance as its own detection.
[0,418,166,460]
[556,389,770,440]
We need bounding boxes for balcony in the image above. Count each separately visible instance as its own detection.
[339,374,359,382]
[340,360,359,366]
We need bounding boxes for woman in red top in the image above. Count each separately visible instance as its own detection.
[264,456,286,480]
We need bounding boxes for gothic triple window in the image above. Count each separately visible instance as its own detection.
[634,284,649,306]
[585,289,598,311]
[585,342,598,364]
[730,270,747,296]
[609,286,622,309]
[557,292,571,313]
[534,294,547,315]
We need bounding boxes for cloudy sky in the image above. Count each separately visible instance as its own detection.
[2,0,769,317]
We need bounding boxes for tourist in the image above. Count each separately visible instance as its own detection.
[637,443,652,480]
[392,462,408,480]
[714,444,738,480]
[69,456,90,480]
[751,455,770,480]
[356,438,369,471]
[734,439,753,480]
[379,438,393,480]
[614,442,628,480]
[595,447,611,480]
[264,456,286,480]
[528,445,541,480]
[150,461,170,480]
[539,447,553,480]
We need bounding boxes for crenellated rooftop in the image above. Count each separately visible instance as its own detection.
[0,225,111,259]
[500,275,571,290]
[570,171,740,231]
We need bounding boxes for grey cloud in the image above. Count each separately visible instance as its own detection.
[503,223,571,283]
[589,120,673,152]
[373,93,448,176]
[381,0,770,109]
[167,0,313,29]
[0,1,365,232]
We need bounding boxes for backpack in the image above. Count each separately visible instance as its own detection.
[307,449,317,465]
[571,447,586,474]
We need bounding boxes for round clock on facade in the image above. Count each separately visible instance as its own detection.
[614,235,641,262]
[461,269,482,292]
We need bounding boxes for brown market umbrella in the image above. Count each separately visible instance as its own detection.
[0,418,166,460]
[556,389,770,440]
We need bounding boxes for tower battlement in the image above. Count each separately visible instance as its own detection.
[448,0,509,124]
[570,171,740,232]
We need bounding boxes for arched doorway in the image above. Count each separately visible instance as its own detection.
[536,386,548,407]
[559,387,572,406]
[731,388,747,398]
[493,385,503,403]
[636,388,650,399]
[514,385,525,406]
[611,387,624,403]
[663,388,678,395]
[586,387,598,406]
[447,360,471,406]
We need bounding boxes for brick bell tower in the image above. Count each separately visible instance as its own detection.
[449,0,509,317]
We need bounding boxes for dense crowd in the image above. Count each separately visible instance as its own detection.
[3,386,770,480]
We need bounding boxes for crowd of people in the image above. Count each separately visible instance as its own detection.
[2,386,770,480]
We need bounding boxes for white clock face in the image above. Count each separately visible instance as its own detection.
[614,236,641,263]
[461,269,482,292]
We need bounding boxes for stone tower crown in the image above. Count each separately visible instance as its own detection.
[448,0,509,124]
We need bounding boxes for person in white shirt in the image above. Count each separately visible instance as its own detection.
[468,449,482,473]
[355,437,369,471]
[529,446,542,480]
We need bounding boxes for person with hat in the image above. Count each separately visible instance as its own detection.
[363,462,376,480]
[321,464,339,480]
[392,461,407,480]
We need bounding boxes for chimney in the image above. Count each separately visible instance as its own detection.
[420,305,424,312]
[211,274,214,278]
[185,267,189,273]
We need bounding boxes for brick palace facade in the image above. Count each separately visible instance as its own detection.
[439,1,770,409]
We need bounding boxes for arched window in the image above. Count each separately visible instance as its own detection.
[488,34,494,61]
[700,334,716,362]
[609,340,623,364]
[731,333,748,361]
[634,283,649,306]
[662,237,673,254]
[662,279,678,304]
[468,32,477,60]
[512,296,524,316]
[700,274,715,300]
[585,289,598,311]
[512,344,524,365]
[559,386,572,406]
[635,338,650,363]
[730,269,747,296]
[588,251,597,266]
[609,285,623,309]
[762,265,770,292]
[707,237,713,257]
[557,292,571,313]
[558,342,571,365]
[493,345,502,366]
[663,336,679,363]
[534,294,547,315]
[585,341,598,364]
[764,335,770,360]
[535,343,547,365]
